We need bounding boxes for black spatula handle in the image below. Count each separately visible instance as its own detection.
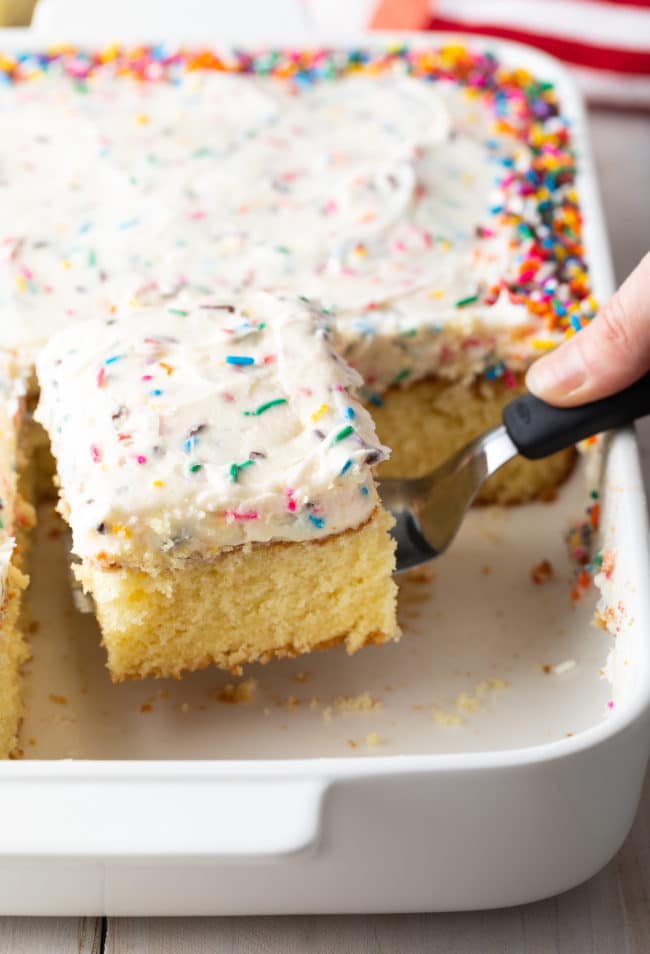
[503,371,650,460]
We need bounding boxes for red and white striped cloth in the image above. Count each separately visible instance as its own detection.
[370,0,650,107]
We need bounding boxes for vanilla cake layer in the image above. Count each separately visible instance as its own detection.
[0,562,28,757]
[373,377,575,504]
[36,295,398,678]
[78,508,396,681]
[0,352,34,757]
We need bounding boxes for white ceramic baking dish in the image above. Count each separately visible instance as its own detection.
[0,21,648,915]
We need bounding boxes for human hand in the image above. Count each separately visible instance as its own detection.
[526,253,650,407]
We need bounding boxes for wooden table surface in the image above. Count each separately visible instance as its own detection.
[1,106,648,953]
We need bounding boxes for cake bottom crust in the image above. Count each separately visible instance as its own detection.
[371,376,576,504]
[0,564,29,758]
[78,508,398,682]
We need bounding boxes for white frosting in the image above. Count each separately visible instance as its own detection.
[0,69,550,386]
[35,294,389,569]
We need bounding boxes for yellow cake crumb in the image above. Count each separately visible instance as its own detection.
[282,695,300,712]
[216,678,257,704]
[456,691,481,714]
[404,566,436,585]
[455,678,509,714]
[530,559,554,584]
[334,691,383,713]
[431,705,463,727]
[475,678,509,694]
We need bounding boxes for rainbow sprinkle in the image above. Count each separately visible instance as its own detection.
[243,398,287,416]
[229,459,254,482]
[330,425,354,446]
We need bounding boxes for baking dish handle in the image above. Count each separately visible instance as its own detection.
[0,772,327,860]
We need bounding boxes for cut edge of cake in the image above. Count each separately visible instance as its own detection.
[76,507,397,682]
[372,375,576,504]
[0,355,36,758]
[0,561,30,758]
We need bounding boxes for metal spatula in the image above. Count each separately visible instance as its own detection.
[382,372,650,573]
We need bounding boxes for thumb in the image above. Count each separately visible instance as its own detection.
[525,252,650,407]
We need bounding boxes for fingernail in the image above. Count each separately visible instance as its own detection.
[525,343,587,401]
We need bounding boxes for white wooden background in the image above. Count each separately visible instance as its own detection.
[0,106,647,954]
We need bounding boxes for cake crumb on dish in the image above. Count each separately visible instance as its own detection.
[282,696,300,713]
[455,692,481,714]
[475,678,509,695]
[431,705,463,728]
[404,566,436,585]
[365,732,383,747]
[593,601,626,636]
[530,559,554,585]
[421,678,510,722]
[216,678,257,705]
[334,692,383,713]
[593,612,609,631]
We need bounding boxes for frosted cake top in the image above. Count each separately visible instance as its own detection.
[35,294,388,567]
[0,44,595,395]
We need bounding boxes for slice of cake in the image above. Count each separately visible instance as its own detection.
[35,294,397,681]
[0,351,34,757]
